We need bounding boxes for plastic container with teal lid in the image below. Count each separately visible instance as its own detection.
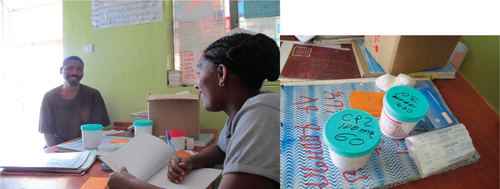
[323,109,381,171]
[380,85,429,139]
[81,124,103,149]
[134,120,153,136]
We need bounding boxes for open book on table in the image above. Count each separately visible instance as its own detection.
[100,132,222,189]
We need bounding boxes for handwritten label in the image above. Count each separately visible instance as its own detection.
[392,92,420,113]
[91,0,163,29]
[334,113,375,147]
[294,124,329,188]
[291,91,345,115]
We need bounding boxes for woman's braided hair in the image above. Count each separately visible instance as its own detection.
[203,33,279,90]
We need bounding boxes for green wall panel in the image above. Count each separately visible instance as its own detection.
[459,36,499,112]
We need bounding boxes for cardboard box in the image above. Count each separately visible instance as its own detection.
[364,36,460,75]
[147,94,200,139]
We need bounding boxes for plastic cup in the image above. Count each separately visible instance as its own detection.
[168,130,185,151]
[81,124,103,149]
[134,120,153,136]
[323,109,381,171]
[379,86,429,139]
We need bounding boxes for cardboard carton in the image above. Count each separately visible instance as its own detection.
[364,36,460,75]
[147,94,200,139]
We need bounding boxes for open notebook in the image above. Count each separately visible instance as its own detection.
[100,133,221,189]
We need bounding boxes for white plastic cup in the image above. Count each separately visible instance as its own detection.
[380,86,429,139]
[81,124,103,149]
[327,148,373,171]
[134,120,153,136]
[168,130,185,151]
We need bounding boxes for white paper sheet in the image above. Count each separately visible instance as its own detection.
[102,129,125,136]
[91,0,163,29]
[405,124,475,178]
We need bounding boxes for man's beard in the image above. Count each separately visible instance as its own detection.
[69,81,79,86]
[66,74,81,86]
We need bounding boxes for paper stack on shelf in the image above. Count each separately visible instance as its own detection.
[130,110,148,119]
[313,35,364,45]
[194,133,214,147]
[168,70,182,86]
[294,35,315,43]
[352,39,456,79]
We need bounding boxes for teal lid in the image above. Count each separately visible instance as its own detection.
[383,86,429,122]
[134,120,153,127]
[81,124,103,131]
[323,109,381,158]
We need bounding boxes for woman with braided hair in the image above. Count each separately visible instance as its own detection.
[108,32,280,188]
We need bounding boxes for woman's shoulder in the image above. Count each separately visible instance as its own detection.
[245,91,279,108]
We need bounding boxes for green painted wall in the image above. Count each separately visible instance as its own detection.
[63,1,279,131]
[458,36,499,112]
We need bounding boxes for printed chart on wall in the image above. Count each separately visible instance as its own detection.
[91,0,163,29]
[280,78,480,188]
[173,0,228,85]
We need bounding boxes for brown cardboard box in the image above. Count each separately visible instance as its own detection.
[364,36,460,75]
[147,94,200,139]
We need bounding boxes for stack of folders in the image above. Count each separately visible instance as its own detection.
[194,133,214,147]
[130,110,148,119]
[0,150,96,176]
[294,35,316,43]
[313,35,364,45]
[352,39,456,79]
[168,70,182,86]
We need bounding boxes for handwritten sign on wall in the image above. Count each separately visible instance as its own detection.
[91,0,163,29]
[173,0,227,85]
[243,0,280,19]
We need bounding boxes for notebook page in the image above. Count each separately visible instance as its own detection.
[100,133,171,180]
[147,165,222,189]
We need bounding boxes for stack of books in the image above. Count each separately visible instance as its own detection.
[130,110,148,119]
[313,35,364,45]
[167,70,182,86]
[0,151,96,175]
[352,39,457,79]
[194,133,214,147]
[294,35,316,43]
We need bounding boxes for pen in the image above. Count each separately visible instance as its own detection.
[166,131,181,163]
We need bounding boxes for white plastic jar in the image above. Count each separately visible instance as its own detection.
[81,124,103,149]
[134,120,153,136]
[323,109,381,171]
[379,86,429,139]
[167,130,185,151]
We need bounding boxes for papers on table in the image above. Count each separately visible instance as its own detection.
[0,150,97,175]
[56,136,131,155]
